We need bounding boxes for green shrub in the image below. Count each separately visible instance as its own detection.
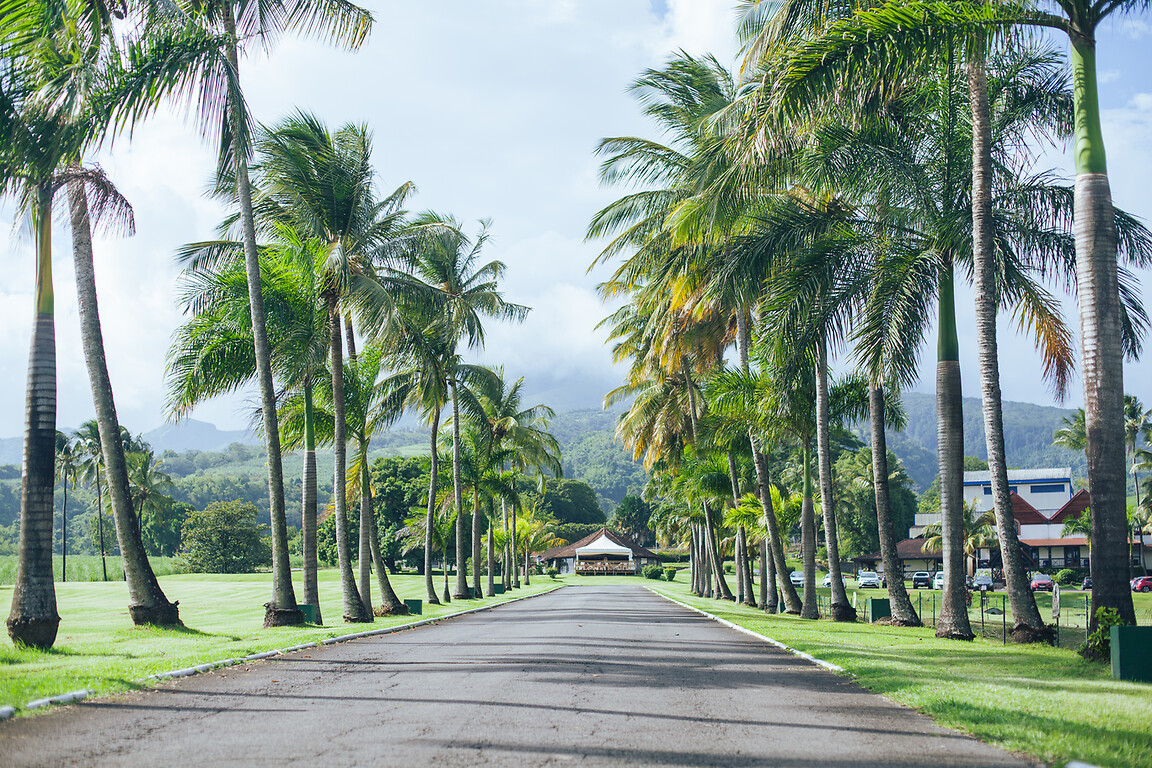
[177,500,270,574]
[663,568,676,581]
[724,563,733,574]
[545,567,559,578]
[1080,607,1125,661]
[1054,568,1076,585]
[642,564,664,580]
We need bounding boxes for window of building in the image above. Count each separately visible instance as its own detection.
[983,485,1019,494]
[1030,484,1065,494]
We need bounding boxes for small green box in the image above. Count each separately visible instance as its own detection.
[493,584,505,594]
[1111,625,1152,683]
[404,599,422,616]
[297,604,318,624]
[867,598,891,622]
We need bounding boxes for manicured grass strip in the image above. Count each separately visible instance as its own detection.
[0,571,561,714]
[638,578,1152,768]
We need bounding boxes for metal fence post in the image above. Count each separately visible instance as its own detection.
[1002,596,1006,644]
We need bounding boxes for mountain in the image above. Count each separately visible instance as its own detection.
[861,392,1084,491]
[142,419,259,454]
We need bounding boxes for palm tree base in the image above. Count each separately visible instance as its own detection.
[262,605,303,628]
[1010,623,1057,645]
[131,601,182,627]
[372,604,410,617]
[343,614,373,624]
[830,603,857,622]
[6,615,60,649]
[452,590,473,600]
[934,627,976,641]
[442,588,452,604]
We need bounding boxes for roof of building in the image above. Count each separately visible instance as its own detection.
[1021,537,1089,547]
[538,528,658,561]
[963,467,1072,485]
[1049,489,1091,525]
[852,537,942,563]
[1010,493,1049,525]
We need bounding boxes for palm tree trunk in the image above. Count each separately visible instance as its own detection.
[67,178,179,627]
[329,301,369,622]
[523,541,531,586]
[7,186,60,649]
[357,448,373,615]
[222,8,299,627]
[752,446,802,612]
[450,379,470,599]
[364,459,405,614]
[502,498,511,589]
[301,382,321,623]
[486,520,495,597]
[936,260,975,641]
[734,525,746,603]
[704,505,733,600]
[512,503,520,589]
[742,529,755,606]
[472,490,483,598]
[815,341,854,620]
[800,441,819,619]
[968,55,1049,642]
[869,383,921,625]
[424,404,442,604]
[759,537,769,610]
[60,476,67,583]
[689,525,700,595]
[97,478,107,581]
[1070,36,1136,628]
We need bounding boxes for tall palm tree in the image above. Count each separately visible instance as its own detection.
[74,420,109,583]
[158,0,374,626]
[170,225,332,621]
[388,214,528,598]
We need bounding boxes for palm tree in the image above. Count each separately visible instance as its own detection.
[399,504,457,604]
[388,214,528,598]
[158,0,374,626]
[74,420,108,583]
[54,431,80,583]
[170,225,332,621]
[924,503,998,578]
[125,449,174,548]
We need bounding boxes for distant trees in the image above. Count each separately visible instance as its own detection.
[180,501,270,574]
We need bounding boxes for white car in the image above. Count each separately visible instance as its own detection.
[822,573,845,588]
[933,571,945,589]
[789,570,805,586]
[857,571,882,589]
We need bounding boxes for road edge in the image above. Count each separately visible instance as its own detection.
[3,584,566,718]
[646,588,847,674]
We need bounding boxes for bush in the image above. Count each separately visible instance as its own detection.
[545,567,559,578]
[724,563,733,574]
[1081,606,1125,661]
[1054,568,1076,585]
[663,568,676,581]
[642,564,664,580]
[178,500,270,573]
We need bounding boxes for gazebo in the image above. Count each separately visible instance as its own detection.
[538,528,660,576]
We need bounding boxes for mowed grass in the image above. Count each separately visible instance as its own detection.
[0,570,560,712]
[607,575,1152,768]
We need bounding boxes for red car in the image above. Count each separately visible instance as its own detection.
[1132,576,1152,593]
[1030,573,1055,591]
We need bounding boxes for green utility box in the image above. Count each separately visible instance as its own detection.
[297,604,319,624]
[867,598,891,622]
[1111,625,1152,683]
[404,599,422,616]
[493,584,505,594]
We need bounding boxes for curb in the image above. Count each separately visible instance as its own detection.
[4,585,564,717]
[647,588,847,674]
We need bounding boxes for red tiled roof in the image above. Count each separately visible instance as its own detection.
[1049,489,1091,524]
[1010,492,1047,525]
[538,527,658,561]
[1021,538,1088,547]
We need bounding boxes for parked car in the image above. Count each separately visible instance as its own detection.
[1030,573,1055,591]
[972,572,995,591]
[911,571,932,589]
[1080,577,1092,590]
[1132,576,1152,593]
[857,571,882,589]
[789,570,805,586]
[933,571,945,589]
[822,573,846,589]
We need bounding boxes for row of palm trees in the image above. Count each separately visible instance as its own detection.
[589,0,1148,641]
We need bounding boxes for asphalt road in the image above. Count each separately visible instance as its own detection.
[0,585,1032,767]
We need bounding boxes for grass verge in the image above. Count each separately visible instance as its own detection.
[0,570,559,713]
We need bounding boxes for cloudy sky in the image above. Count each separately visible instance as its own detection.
[1,0,1151,438]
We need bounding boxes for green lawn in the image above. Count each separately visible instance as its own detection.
[0,570,559,712]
